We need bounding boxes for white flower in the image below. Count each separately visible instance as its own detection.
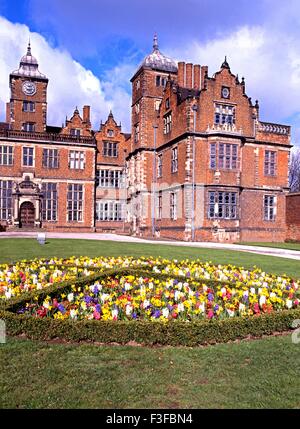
[286,300,293,309]
[177,303,184,313]
[100,293,110,303]
[270,292,276,298]
[126,305,133,315]
[5,289,12,299]
[174,291,180,301]
[67,293,74,302]
[124,282,131,291]
[70,309,77,319]
[250,288,256,295]
[143,299,150,309]
[226,308,235,317]
[221,287,227,295]
[259,296,266,306]
[43,301,50,309]
[239,303,246,313]
[199,302,205,313]
[162,308,169,318]
[112,308,118,318]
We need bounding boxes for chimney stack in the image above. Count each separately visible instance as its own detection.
[201,66,208,90]
[178,62,185,87]
[83,105,91,125]
[193,65,201,90]
[185,63,193,88]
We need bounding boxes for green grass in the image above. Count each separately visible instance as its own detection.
[0,335,300,409]
[240,242,300,251]
[0,238,299,278]
[1,238,300,409]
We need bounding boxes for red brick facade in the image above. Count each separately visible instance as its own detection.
[286,193,300,241]
[127,48,292,242]
[0,40,295,242]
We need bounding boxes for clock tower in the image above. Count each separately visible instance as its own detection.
[6,42,48,132]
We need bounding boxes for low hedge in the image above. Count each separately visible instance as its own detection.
[1,266,299,346]
[1,307,299,346]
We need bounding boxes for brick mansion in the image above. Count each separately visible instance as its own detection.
[0,37,295,242]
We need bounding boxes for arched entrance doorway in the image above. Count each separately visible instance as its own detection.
[20,201,35,228]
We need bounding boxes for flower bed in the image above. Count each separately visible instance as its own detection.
[1,257,299,345]
[15,272,300,321]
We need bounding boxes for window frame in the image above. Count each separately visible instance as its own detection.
[264,150,277,176]
[170,192,177,220]
[171,147,178,173]
[42,148,59,169]
[69,150,85,169]
[96,200,123,221]
[0,180,13,221]
[22,146,35,167]
[0,145,13,166]
[264,194,276,221]
[208,191,238,220]
[22,101,35,112]
[103,141,118,157]
[67,183,84,222]
[41,182,58,222]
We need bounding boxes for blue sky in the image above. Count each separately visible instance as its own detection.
[0,0,300,144]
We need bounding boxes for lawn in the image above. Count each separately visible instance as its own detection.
[240,242,300,251]
[0,335,300,409]
[0,238,299,278]
[1,237,300,409]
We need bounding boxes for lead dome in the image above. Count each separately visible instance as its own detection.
[141,35,178,73]
[11,41,47,80]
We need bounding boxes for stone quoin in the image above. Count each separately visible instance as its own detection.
[0,36,294,242]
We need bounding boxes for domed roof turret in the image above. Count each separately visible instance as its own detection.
[140,34,178,73]
[11,41,48,80]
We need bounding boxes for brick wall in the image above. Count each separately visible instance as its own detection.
[286,193,300,241]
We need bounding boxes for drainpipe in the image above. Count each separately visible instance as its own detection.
[152,125,158,237]
[191,104,198,241]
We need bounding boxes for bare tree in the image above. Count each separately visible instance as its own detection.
[289,148,300,192]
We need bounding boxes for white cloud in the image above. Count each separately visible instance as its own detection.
[0,16,132,132]
[169,26,300,144]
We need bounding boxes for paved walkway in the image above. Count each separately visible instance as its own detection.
[0,231,299,260]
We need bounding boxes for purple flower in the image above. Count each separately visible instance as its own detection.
[214,304,219,312]
[154,310,161,318]
[132,313,137,319]
[173,279,179,286]
[84,295,93,304]
[168,304,173,311]
[208,293,214,302]
[186,272,191,278]
[243,295,249,302]
[95,304,101,313]
[93,286,99,295]
[58,304,66,314]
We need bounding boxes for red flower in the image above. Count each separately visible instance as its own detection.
[37,306,47,318]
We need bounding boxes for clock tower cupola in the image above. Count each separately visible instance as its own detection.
[6,42,49,132]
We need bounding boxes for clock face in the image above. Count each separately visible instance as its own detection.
[22,81,37,96]
[222,87,230,99]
